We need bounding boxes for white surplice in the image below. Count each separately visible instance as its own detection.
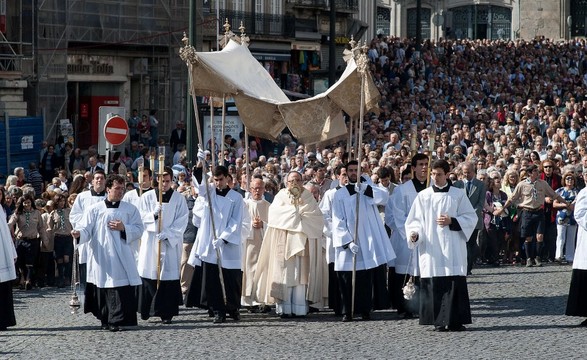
[76,201,144,288]
[138,190,189,281]
[405,186,477,278]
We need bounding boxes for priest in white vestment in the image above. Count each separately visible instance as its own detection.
[332,160,396,322]
[187,156,244,324]
[406,159,477,332]
[319,164,348,315]
[385,154,428,318]
[241,178,270,307]
[253,171,324,318]
[73,174,144,332]
[122,167,153,262]
[137,169,188,324]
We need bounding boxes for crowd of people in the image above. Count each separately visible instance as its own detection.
[3,34,587,331]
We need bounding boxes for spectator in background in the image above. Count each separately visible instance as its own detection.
[27,162,44,198]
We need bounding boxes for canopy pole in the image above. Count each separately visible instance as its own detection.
[220,95,226,166]
[244,127,250,193]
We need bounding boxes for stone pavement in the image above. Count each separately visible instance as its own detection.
[2,264,586,359]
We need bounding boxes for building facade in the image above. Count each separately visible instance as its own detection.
[358,0,584,43]
[0,0,363,147]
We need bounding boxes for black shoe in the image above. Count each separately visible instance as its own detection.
[230,311,241,321]
[25,282,32,290]
[361,312,371,320]
[434,325,449,332]
[161,318,172,324]
[279,313,291,319]
[207,309,215,317]
[108,325,120,332]
[448,325,466,332]
[403,312,414,319]
[100,323,109,330]
[213,314,226,324]
[579,319,587,327]
[308,306,319,313]
[342,314,352,322]
[140,314,149,321]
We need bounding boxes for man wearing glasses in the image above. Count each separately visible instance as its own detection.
[498,164,569,267]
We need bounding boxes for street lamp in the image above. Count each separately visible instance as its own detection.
[567,16,573,40]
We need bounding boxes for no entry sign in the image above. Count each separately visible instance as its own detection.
[103,115,129,146]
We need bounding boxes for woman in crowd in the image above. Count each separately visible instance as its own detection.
[554,171,579,263]
[37,199,55,288]
[8,194,47,290]
[484,171,510,266]
[48,193,74,287]
[501,169,521,264]
[68,174,86,195]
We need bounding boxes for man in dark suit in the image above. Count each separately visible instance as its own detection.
[169,121,187,153]
[453,161,486,275]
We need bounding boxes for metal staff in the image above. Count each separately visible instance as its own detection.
[210,96,216,169]
[156,149,165,289]
[137,157,144,196]
[180,35,227,305]
[426,124,436,188]
[220,95,226,166]
[347,116,354,158]
[351,41,369,318]
[244,126,250,193]
[409,124,418,180]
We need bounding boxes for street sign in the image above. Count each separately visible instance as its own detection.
[103,115,128,146]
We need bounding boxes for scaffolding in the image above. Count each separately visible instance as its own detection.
[0,0,34,73]
[35,0,192,142]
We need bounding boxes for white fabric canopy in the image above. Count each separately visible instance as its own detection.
[187,39,380,144]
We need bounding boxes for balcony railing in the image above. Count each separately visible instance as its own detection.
[289,0,327,8]
[203,10,295,38]
[332,0,359,12]
[289,0,357,11]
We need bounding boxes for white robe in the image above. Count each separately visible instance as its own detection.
[319,187,337,264]
[138,190,189,281]
[122,189,151,261]
[76,201,143,288]
[0,208,17,282]
[188,181,244,270]
[572,188,587,270]
[385,181,420,276]
[69,190,106,264]
[405,186,477,278]
[332,183,396,271]
[241,197,269,303]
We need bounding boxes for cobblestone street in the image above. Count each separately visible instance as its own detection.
[2,264,586,359]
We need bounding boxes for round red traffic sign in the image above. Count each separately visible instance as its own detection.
[104,115,129,146]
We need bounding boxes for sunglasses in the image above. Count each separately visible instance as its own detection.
[543,165,553,168]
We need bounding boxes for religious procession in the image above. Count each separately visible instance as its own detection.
[4,31,587,336]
